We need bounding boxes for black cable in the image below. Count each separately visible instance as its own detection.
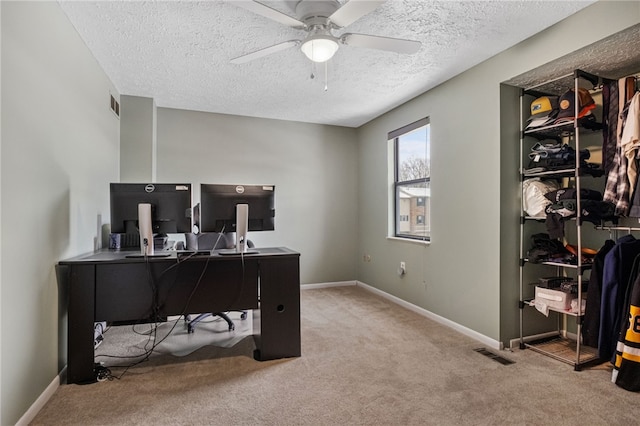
[153,226,250,333]
[164,227,227,321]
[96,246,200,380]
[97,252,215,380]
[96,227,250,381]
[96,315,187,380]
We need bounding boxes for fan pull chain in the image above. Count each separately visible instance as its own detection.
[324,61,328,91]
[311,42,317,82]
[308,61,329,91]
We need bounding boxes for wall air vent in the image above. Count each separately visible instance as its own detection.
[110,94,120,118]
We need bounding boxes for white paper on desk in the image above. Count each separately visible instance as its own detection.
[534,300,550,317]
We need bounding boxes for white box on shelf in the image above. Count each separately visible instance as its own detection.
[535,286,573,311]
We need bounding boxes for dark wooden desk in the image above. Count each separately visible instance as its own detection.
[57,247,301,384]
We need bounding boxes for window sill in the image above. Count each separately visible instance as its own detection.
[386,236,431,246]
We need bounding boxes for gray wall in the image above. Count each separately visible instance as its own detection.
[355,1,640,344]
[357,63,504,341]
[1,2,120,424]
[499,83,524,345]
[3,1,640,424]
[156,108,359,284]
[120,95,156,182]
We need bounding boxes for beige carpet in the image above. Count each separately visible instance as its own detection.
[32,286,638,425]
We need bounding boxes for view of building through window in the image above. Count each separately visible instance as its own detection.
[391,118,430,240]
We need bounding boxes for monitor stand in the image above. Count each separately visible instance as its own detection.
[125,203,170,258]
[218,203,258,255]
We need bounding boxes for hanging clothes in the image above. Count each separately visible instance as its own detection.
[602,81,619,174]
[625,77,637,103]
[583,239,616,348]
[603,77,637,216]
[603,148,630,216]
[598,234,640,361]
[623,92,640,217]
[622,93,640,197]
[612,261,640,391]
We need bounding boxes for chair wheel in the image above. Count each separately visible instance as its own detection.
[228,324,235,331]
[240,312,247,320]
[187,325,195,334]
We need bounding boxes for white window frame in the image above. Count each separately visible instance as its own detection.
[389,117,430,242]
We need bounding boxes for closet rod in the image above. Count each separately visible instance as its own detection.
[524,72,573,92]
[594,225,640,232]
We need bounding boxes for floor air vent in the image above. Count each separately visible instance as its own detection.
[473,348,515,365]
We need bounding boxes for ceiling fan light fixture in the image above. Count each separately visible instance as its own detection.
[301,36,339,63]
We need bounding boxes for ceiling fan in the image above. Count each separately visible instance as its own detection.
[230,0,422,64]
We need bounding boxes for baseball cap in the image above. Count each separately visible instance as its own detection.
[525,96,559,130]
[554,88,596,124]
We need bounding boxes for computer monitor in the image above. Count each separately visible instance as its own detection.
[199,184,275,254]
[110,183,192,255]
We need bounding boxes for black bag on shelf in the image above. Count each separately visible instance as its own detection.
[537,276,572,289]
[527,233,569,263]
[560,280,589,294]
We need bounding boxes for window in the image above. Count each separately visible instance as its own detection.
[390,118,430,241]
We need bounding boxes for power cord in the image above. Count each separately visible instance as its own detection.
[94,228,247,382]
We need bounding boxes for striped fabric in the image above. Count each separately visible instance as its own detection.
[613,268,640,391]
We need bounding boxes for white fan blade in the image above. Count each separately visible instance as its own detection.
[341,33,421,54]
[233,1,305,28]
[329,0,386,28]
[230,40,300,64]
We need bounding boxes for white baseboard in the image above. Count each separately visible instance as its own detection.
[302,280,501,350]
[22,279,500,423]
[16,373,61,425]
[354,281,502,350]
[301,281,357,290]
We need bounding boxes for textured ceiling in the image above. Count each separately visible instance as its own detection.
[505,23,640,95]
[58,0,597,127]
